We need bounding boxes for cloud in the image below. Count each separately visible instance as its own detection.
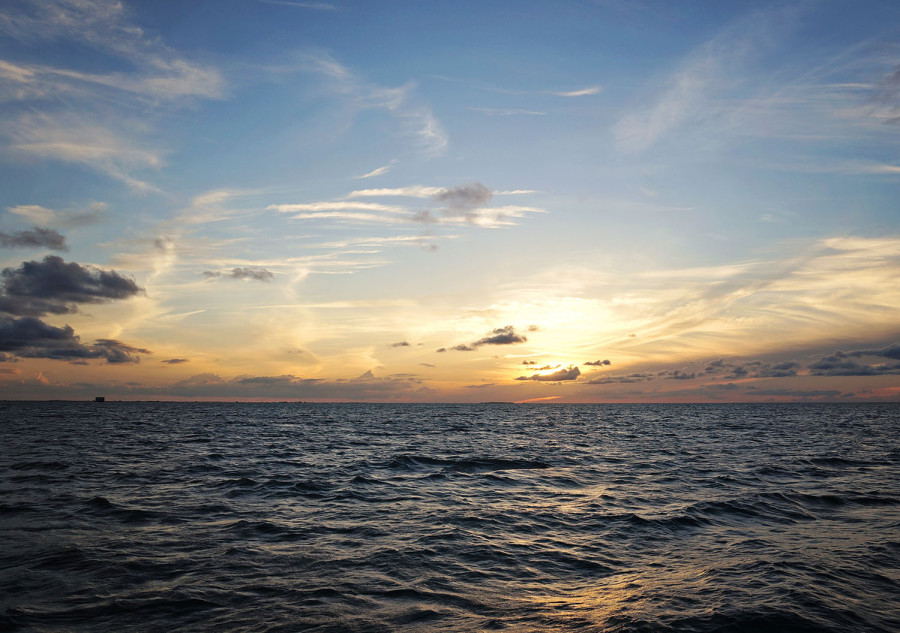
[552,85,602,97]
[663,370,696,380]
[747,387,843,399]
[586,373,654,385]
[0,316,148,363]
[269,201,407,213]
[0,255,147,364]
[0,227,67,251]
[0,0,223,101]
[516,366,581,382]
[440,325,528,353]
[840,344,900,360]
[584,359,611,366]
[271,183,543,230]
[92,339,151,364]
[5,203,105,229]
[354,161,396,179]
[0,255,143,317]
[162,358,189,364]
[258,1,338,9]
[469,107,547,116]
[299,54,446,154]
[872,63,900,124]
[755,361,800,377]
[611,6,799,155]
[704,358,800,378]
[389,341,411,348]
[0,0,223,190]
[33,369,434,401]
[3,112,163,191]
[474,325,527,346]
[345,186,444,199]
[6,205,55,225]
[808,354,900,376]
[434,182,493,215]
[203,267,274,282]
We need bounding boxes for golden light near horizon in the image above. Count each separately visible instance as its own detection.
[0,1,897,402]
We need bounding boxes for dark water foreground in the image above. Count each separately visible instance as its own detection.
[1,402,898,632]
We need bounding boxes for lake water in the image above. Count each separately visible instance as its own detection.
[1,402,898,632]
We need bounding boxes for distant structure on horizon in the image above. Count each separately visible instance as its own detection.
[94,396,105,402]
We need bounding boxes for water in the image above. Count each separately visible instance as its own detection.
[1,402,898,632]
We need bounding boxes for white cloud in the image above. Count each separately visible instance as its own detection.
[6,204,56,224]
[469,107,547,116]
[300,54,447,155]
[4,112,162,191]
[257,1,338,9]
[552,85,602,97]
[268,201,408,214]
[0,0,224,191]
[287,211,409,224]
[355,161,396,179]
[345,186,444,199]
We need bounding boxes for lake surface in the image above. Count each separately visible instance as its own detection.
[1,402,898,632]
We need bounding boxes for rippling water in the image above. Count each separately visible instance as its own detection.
[1,402,898,632]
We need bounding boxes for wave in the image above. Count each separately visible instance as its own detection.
[387,454,550,473]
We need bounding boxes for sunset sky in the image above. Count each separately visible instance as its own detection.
[1,0,899,401]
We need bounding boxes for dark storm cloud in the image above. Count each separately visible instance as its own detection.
[0,255,143,316]
[834,345,900,361]
[92,339,151,364]
[389,341,411,348]
[204,267,274,281]
[0,257,147,364]
[756,361,800,377]
[663,370,696,380]
[516,366,581,382]
[162,358,189,364]
[584,359,611,366]
[474,325,527,346]
[439,325,528,353]
[703,358,799,379]
[0,228,68,251]
[808,354,900,376]
[0,316,147,363]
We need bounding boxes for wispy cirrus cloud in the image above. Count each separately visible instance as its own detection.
[269,182,546,228]
[257,1,338,9]
[552,85,602,97]
[355,161,396,179]
[3,112,163,191]
[0,0,224,191]
[5,202,106,228]
[296,53,447,155]
[269,201,408,214]
[613,5,900,163]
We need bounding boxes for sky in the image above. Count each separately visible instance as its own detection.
[1,0,899,402]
